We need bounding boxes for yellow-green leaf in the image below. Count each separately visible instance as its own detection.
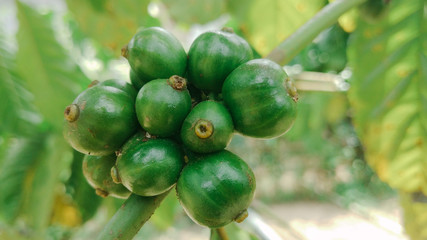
[228,0,324,56]
[162,0,226,26]
[348,0,427,193]
[66,0,155,55]
[400,192,427,239]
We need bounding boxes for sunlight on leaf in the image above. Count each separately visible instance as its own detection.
[228,0,324,56]
[66,0,158,55]
[16,1,90,132]
[400,192,427,239]
[0,29,41,136]
[163,0,226,26]
[348,0,427,193]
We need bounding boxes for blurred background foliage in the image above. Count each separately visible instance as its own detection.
[0,0,425,239]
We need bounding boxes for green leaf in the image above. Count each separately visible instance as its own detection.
[16,1,90,132]
[65,16,115,65]
[150,192,180,231]
[0,132,73,236]
[66,0,157,55]
[162,0,226,26]
[347,0,427,193]
[0,29,42,136]
[21,134,73,233]
[210,223,259,240]
[400,192,427,239]
[228,0,325,56]
[285,92,349,153]
[0,134,47,223]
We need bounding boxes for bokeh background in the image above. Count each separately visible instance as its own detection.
[0,0,425,239]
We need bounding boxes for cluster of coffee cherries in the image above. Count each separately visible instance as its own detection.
[63,27,297,228]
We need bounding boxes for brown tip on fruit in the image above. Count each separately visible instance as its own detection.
[285,77,299,102]
[184,155,189,163]
[95,188,109,198]
[221,27,235,33]
[88,80,100,88]
[234,209,249,223]
[121,44,129,59]
[64,104,80,122]
[111,166,121,184]
[115,150,122,157]
[195,119,213,139]
[168,75,187,91]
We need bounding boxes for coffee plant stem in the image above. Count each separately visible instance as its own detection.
[96,191,170,240]
[216,227,229,240]
[266,0,366,65]
[290,71,347,92]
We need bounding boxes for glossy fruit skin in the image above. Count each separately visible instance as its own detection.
[125,27,187,82]
[177,150,256,228]
[63,85,138,156]
[97,79,137,99]
[135,78,192,137]
[222,59,297,138]
[187,30,253,92]
[129,68,148,91]
[116,132,184,196]
[180,101,234,153]
[82,154,131,199]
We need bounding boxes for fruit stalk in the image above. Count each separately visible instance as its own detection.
[216,227,229,240]
[266,0,366,65]
[96,191,170,240]
[209,227,230,240]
